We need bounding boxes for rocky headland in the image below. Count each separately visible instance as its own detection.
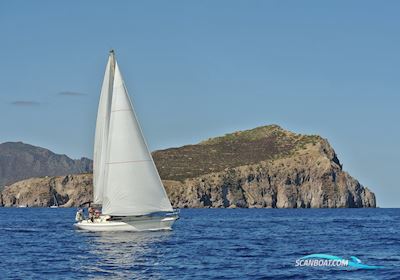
[0,125,376,208]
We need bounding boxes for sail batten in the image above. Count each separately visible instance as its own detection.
[97,58,173,216]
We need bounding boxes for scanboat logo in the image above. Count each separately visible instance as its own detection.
[295,254,383,270]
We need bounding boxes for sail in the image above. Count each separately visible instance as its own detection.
[93,52,115,204]
[102,61,173,216]
[53,193,59,207]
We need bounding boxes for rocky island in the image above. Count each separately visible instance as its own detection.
[0,125,376,208]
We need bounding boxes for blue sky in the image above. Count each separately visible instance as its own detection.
[0,1,399,207]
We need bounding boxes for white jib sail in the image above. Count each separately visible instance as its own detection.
[93,53,115,204]
[102,61,173,216]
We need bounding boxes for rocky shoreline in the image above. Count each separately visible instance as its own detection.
[0,125,377,208]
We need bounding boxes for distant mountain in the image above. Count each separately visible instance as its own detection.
[0,125,376,208]
[0,142,92,187]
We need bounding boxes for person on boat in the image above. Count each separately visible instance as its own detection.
[88,206,95,222]
[94,209,101,221]
[75,208,84,222]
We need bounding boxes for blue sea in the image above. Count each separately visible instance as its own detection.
[0,208,399,279]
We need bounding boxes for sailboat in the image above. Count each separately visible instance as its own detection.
[74,50,179,232]
[50,192,59,208]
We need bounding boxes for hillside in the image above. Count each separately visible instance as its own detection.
[0,142,92,187]
[0,125,376,208]
[153,125,331,181]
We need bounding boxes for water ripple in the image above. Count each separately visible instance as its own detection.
[0,208,399,279]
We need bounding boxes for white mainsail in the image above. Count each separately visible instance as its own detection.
[93,52,115,204]
[100,57,173,216]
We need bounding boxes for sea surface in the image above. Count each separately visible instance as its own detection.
[0,208,399,279]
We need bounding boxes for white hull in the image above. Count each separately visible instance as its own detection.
[74,215,178,232]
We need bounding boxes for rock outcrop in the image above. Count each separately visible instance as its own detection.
[1,174,92,207]
[0,125,376,208]
[163,141,376,208]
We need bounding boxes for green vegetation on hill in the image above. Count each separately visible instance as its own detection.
[152,125,323,181]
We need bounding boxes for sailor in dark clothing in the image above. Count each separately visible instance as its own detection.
[88,206,95,222]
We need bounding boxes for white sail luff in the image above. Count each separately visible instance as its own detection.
[93,53,115,204]
[102,61,173,216]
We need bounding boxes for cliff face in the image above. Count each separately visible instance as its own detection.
[164,140,376,208]
[1,174,92,207]
[0,125,376,208]
[0,142,92,187]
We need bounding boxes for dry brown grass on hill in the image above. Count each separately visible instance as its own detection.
[152,124,322,181]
